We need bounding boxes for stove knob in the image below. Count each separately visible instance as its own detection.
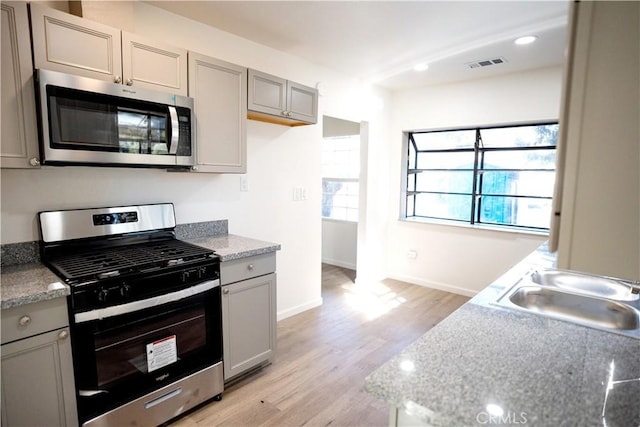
[120,284,132,298]
[97,289,109,303]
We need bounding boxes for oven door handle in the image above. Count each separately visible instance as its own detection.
[74,279,220,324]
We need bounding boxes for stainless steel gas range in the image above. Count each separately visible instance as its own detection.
[38,203,223,427]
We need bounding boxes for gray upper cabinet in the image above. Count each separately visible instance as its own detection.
[1,298,78,427]
[30,4,187,96]
[248,69,318,126]
[1,1,40,169]
[189,52,248,173]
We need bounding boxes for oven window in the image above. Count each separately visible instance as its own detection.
[93,304,206,387]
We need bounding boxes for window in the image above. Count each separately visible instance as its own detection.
[404,123,558,231]
[322,134,360,221]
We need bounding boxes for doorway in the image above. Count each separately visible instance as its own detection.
[321,116,361,274]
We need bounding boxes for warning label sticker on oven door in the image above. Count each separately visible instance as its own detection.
[146,335,177,373]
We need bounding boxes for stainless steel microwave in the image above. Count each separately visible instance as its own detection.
[35,69,194,168]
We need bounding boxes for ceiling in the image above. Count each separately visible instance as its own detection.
[147,1,570,90]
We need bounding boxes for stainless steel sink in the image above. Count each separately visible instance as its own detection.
[531,269,640,302]
[495,269,640,339]
[508,285,639,330]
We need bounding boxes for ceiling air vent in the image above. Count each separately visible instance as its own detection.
[467,57,507,69]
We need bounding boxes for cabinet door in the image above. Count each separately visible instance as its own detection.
[287,80,318,124]
[122,32,188,96]
[189,52,247,173]
[1,328,78,427]
[248,69,287,117]
[30,4,122,83]
[1,1,40,168]
[222,273,276,381]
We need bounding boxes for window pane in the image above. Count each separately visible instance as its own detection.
[322,135,360,179]
[479,196,552,229]
[322,178,359,221]
[408,142,416,169]
[483,149,556,170]
[406,195,415,217]
[413,129,475,150]
[416,171,473,194]
[407,174,416,191]
[416,151,475,169]
[480,124,558,148]
[414,193,472,221]
[479,170,555,197]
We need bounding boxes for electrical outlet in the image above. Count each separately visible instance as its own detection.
[240,176,249,192]
[407,250,418,259]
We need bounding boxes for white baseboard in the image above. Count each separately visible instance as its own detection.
[277,297,323,321]
[321,258,356,270]
[387,274,478,298]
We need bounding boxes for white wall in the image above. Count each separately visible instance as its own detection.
[0,2,390,321]
[321,219,357,269]
[384,67,563,295]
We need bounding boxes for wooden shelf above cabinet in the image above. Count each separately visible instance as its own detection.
[247,110,312,127]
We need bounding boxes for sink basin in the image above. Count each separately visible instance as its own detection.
[508,285,639,331]
[531,269,639,302]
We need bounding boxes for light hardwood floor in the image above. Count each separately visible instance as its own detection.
[169,264,469,427]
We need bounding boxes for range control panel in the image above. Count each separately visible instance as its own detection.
[93,211,139,226]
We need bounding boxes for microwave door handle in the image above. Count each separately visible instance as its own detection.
[168,106,179,155]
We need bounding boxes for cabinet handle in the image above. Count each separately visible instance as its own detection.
[126,79,133,86]
[114,75,122,84]
[247,264,254,270]
[29,157,40,167]
[223,288,230,295]
[18,315,31,326]
[58,330,69,340]
[282,111,288,117]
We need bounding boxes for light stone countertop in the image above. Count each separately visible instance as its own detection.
[1,263,69,310]
[183,234,281,261]
[364,245,640,426]
[1,232,279,309]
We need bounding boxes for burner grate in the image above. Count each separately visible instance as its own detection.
[48,240,213,281]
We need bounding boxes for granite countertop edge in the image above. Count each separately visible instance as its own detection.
[364,244,640,426]
[182,234,281,262]
[2,224,280,309]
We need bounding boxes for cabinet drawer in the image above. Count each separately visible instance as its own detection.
[1,298,69,344]
[221,253,276,285]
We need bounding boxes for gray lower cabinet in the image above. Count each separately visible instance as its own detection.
[221,253,277,381]
[1,298,78,427]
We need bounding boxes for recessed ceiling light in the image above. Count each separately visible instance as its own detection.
[413,63,429,72]
[514,36,538,45]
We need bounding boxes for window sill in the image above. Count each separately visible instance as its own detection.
[400,216,549,238]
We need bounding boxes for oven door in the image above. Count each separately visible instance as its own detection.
[71,280,222,423]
